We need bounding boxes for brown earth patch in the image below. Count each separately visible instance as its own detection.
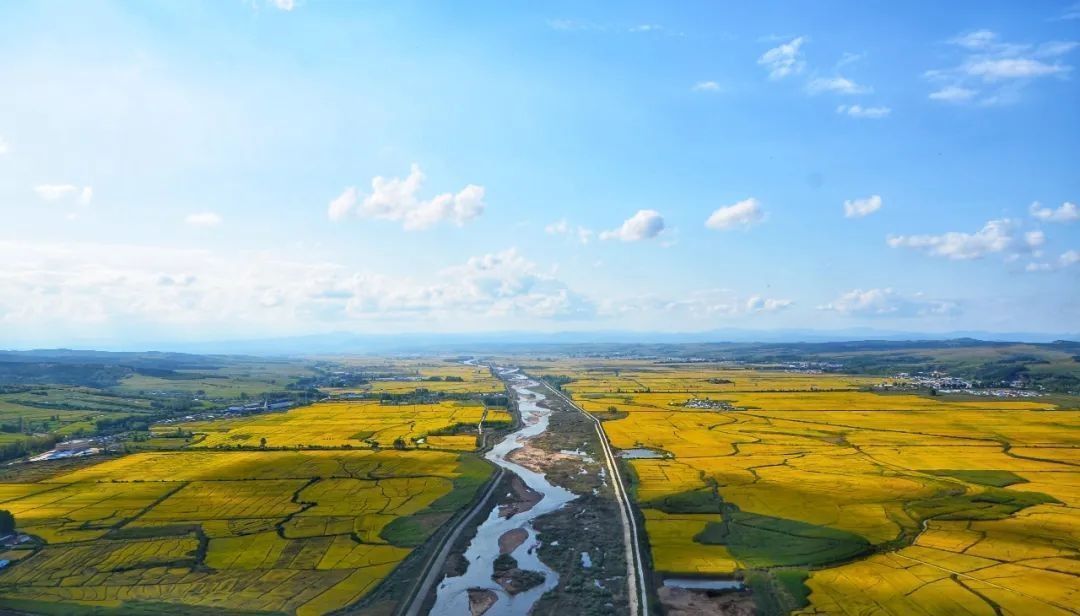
[498,473,542,518]
[499,528,529,555]
[467,587,498,616]
[658,586,756,616]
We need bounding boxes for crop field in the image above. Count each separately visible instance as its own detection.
[0,449,492,615]
[322,359,503,395]
[173,399,510,451]
[544,360,1080,615]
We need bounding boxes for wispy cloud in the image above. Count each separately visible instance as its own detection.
[35,184,93,207]
[819,288,958,317]
[926,30,1076,104]
[0,136,9,156]
[185,212,223,227]
[1026,250,1079,272]
[545,219,594,245]
[692,81,722,92]
[806,76,871,95]
[836,104,891,119]
[758,36,806,80]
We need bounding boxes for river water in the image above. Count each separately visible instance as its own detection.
[431,368,577,615]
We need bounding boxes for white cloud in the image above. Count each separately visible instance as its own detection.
[929,85,977,102]
[34,184,79,201]
[546,219,594,244]
[951,30,998,50]
[629,24,662,33]
[34,184,92,206]
[819,288,958,317]
[602,289,792,320]
[965,58,1068,81]
[1062,2,1080,20]
[705,198,763,230]
[1030,201,1078,223]
[843,195,883,218]
[836,104,891,118]
[327,187,358,221]
[1026,250,1080,272]
[0,137,8,155]
[692,81,721,92]
[600,210,666,242]
[758,37,806,80]
[270,0,295,10]
[185,212,223,227]
[745,295,793,313]
[927,30,1076,104]
[887,219,1016,260]
[0,241,594,338]
[806,76,871,95]
[328,164,485,230]
[1024,230,1046,249]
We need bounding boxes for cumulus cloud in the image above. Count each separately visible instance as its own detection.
[806,76,871,95]
[328,164,485,230]
[692,81,721,92]
[844,195,883,218]
[758,37,806,79]
[887,219,1017,260]
[836,104,891,119]
[546,219,594,245]
[35,184,92,206]
[1030,201,1078,223]
[819,288,958,317]
[185,212,223,227]
[745,295,794,313]
[600,210,666,242]
[705,198,764,230]
[926,30,1076,104]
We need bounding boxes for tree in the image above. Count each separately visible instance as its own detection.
[260,437,267,449]
[393,437,407,450]
[0,510,14,535]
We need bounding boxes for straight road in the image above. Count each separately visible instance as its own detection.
[538,378,649,616]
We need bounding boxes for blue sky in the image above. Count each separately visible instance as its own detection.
[1,1,1078,346]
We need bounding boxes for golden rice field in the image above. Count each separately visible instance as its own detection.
[172,399,510,451]
[0,365,505,615]
[549,361,1080,615]
[325,360,504,395]
[0,449,491,614]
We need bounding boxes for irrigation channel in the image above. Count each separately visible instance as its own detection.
[430,368,576,615]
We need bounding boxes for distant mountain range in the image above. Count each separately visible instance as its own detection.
[6,328,1073,356]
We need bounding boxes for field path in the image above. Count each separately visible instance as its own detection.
[538,378,649,616]
[400,466,506,616]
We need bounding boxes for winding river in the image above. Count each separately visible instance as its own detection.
[431,368,576,615]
